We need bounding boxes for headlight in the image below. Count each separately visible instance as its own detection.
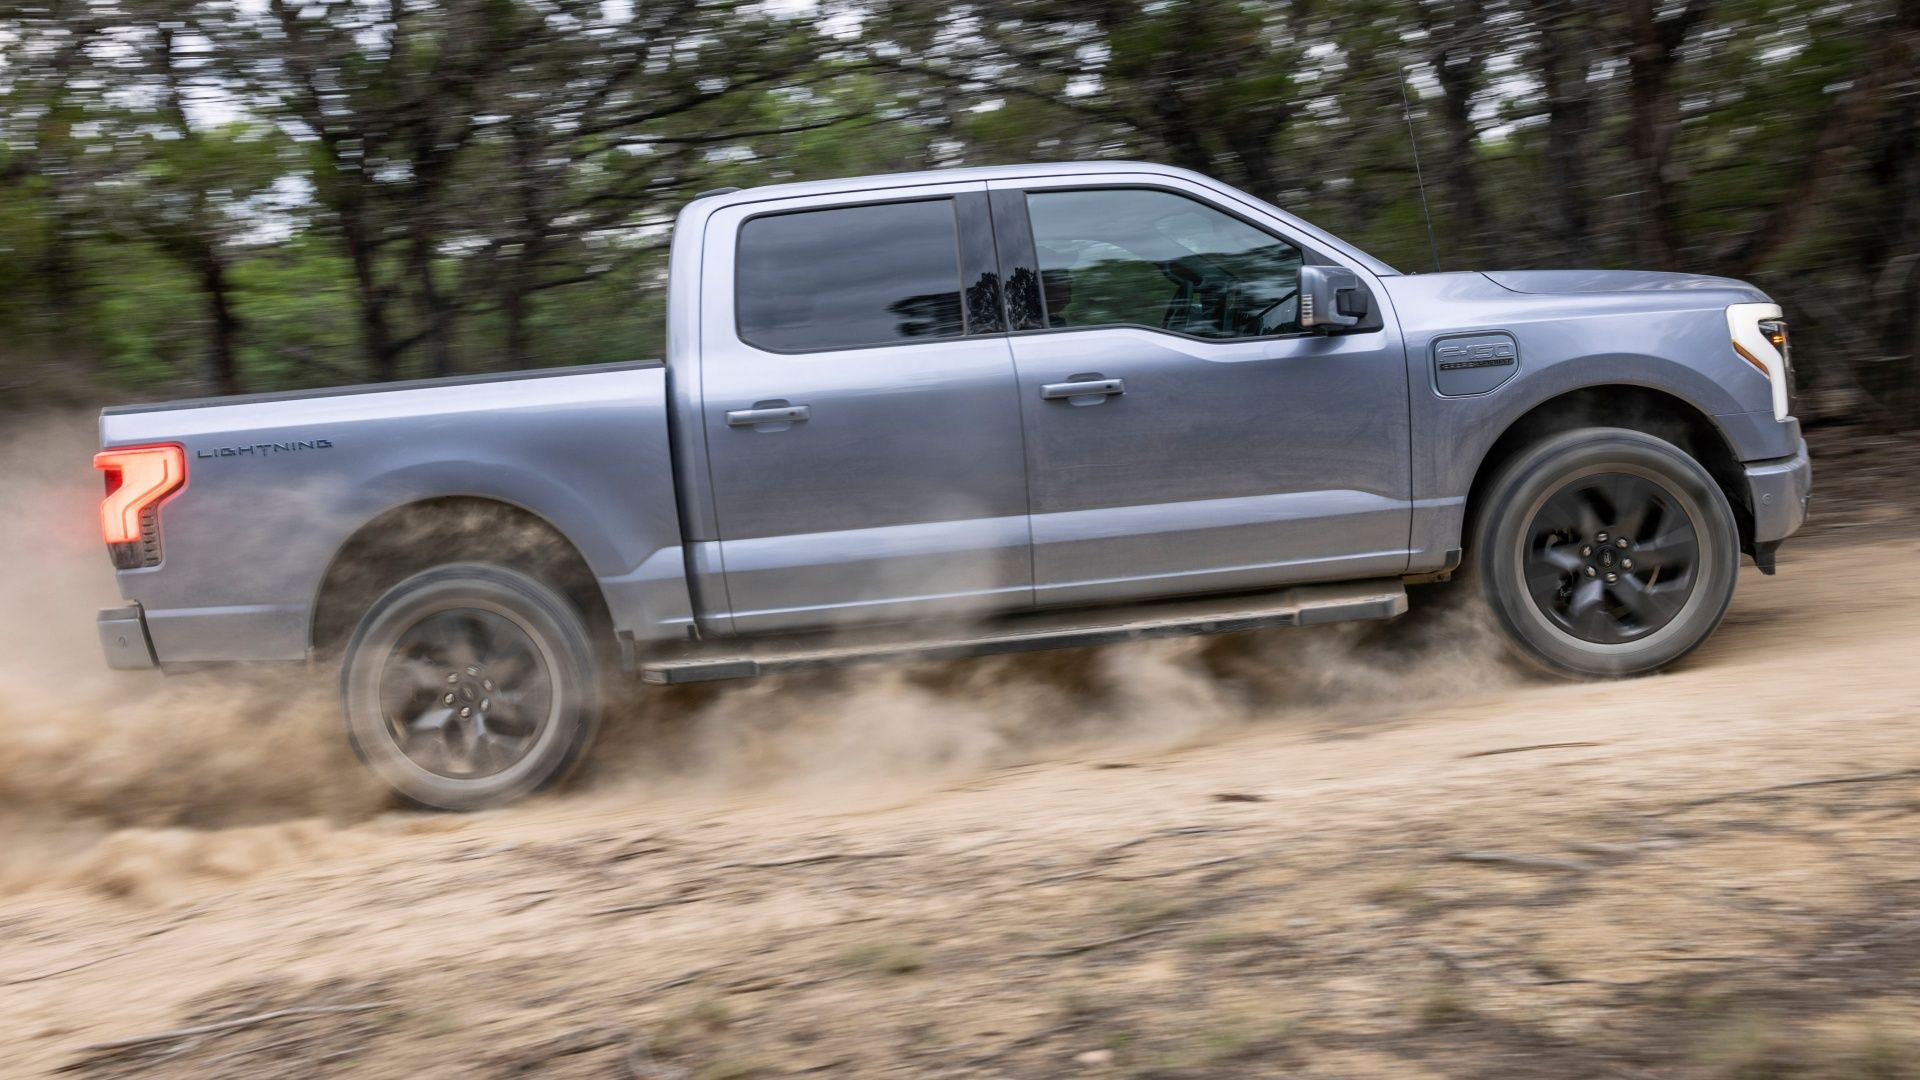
[1757,318,1797,417]
[1727,303,1795,421]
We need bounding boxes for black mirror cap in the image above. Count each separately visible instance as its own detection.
[1300,265,1364,331]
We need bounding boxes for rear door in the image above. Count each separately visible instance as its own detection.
[699,182,1032,633]
[987,177,1412,606]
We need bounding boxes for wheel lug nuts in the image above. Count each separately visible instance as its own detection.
[1605,572,1618,584]
[1596,532,1609,543]
[1615,538,1629,549]
[459,706,472,718]
[481,698,491,711]
[444,693,455,704]
[446,673,458,684]
[1581,545,1593,557]
[1585,566,1598,578]
[482,679,493,691]
[465,666,480,676]
[1622,558,1634,570]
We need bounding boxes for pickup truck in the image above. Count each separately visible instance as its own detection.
[93,161,1812,809]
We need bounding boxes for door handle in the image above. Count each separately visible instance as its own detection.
[726,405,811,427]
[1040,378,1125,401]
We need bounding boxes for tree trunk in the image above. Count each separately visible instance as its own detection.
[196,243,242,395]
[1536,0,1594,263]
[412,228,455,377]
[1866,90,1920,427]
[1623,0,1708,269]
[343,205,400,381]
[40,204,82,336]
[1433,46,1485,265]
[1222,123,1285,203]
[501,118,545,370]
[503,284,532,370]
[1146,88,1217,178]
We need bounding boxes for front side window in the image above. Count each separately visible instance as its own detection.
[1025,188,1304,340]
[736,199,966,352]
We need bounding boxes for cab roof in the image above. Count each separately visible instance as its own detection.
[681,160,1399,278]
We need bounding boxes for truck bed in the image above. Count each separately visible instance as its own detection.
[99,360,694,666]
[100,360,663,416]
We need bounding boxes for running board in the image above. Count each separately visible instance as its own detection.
[639,579,1408,685]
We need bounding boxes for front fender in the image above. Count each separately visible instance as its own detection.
[1386,272,1796,572]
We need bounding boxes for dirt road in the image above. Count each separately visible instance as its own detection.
[3,425,1919,1078]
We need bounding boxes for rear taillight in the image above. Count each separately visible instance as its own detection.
[93,444,186,569]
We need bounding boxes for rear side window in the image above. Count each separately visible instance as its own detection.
[736,199,966,352]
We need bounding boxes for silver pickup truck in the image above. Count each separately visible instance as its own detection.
[93,162,1811,809]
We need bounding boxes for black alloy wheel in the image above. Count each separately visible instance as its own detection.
[378,609,554,779]
[343,563,600,810]
[1523,471,1700,644]
[1474,427,1740,678]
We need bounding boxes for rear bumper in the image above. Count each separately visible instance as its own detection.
[1743,437,1812,544]
[98,604,159,670]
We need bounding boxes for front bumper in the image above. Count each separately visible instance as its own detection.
[98,604,159,670]
[1743,437,1812,544]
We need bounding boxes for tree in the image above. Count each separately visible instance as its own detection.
[94,13,293,394]
[0,0,1915,427]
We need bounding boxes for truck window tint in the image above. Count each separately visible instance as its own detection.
[1026,189,1304,340]
[737,199,966,352]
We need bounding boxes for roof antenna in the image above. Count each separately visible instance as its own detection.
[1400,71,1443,273]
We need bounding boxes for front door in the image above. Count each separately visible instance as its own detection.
[699,183,1032,633]
[989,179,1413,606]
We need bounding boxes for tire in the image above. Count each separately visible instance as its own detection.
[1473,427,1740,678]
[341,563,601,810]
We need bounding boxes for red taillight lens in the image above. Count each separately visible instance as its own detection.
[93,445,186,545]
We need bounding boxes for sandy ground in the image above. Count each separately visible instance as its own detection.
[2,423,1919,1078]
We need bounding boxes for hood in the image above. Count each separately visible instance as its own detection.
[1482,269,1768,302]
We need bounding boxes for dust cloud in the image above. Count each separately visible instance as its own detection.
[0,414,386,895]
[0,412,1516,898]
[581,550,1517,803]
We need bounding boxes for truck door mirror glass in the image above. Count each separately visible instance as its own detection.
[1299,265,1366,331]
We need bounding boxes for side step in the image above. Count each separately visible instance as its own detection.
[639,579,1408,686]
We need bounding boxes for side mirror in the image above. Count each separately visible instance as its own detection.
[1299,265,1368,331]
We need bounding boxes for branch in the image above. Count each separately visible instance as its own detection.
[1444,851,1596,873]
[71,1003,389,1058]
[854,50,1140,130]
[1712,21,1919,276]
[569,68,806,141]
[1014,925,1178,960]
[1658,768,1920,814]
[618,113,867,148]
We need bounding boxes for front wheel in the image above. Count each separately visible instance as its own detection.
[342,563,601,810]
[1475,427,1740,678]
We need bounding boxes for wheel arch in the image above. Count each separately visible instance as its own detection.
[309,495,615,662]
[1461,385,1752,558]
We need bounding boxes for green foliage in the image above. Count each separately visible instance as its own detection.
[0,0,1915,422]
[90,244,208,391]
[230,241,365,388]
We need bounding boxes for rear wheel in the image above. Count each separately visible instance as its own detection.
[1474,427,1740,678]
[342,563,600,810]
